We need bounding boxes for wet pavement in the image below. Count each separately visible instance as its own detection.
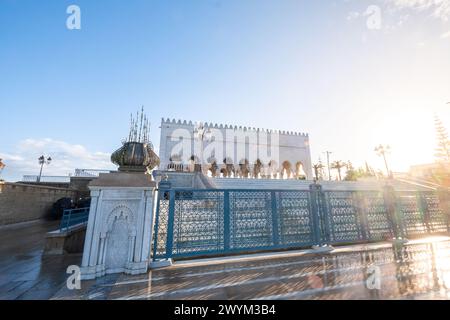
[0,220,81,300]
[54,237,450,300]
[3,220,450,300]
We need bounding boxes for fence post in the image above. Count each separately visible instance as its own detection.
[355,192,369,242]
[436,187,450,233]
[418,192,431,234]
[165,189,176,259]
[309,183,323,246]
[223,191,230,251]
[65,210,71,231]
[152,191,162,261]
[383,185,404,240]
[271,191,280,246]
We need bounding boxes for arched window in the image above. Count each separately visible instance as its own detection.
[282,161,292,178]
[295,161,306,180]
[223,157,235,178]
[239,159,250,178]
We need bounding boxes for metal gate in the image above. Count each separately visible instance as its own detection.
[152,186,449,261]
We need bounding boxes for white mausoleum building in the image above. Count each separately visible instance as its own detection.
[159,118,313,179]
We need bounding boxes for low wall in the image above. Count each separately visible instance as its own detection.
[44,224,87,255]
[70,176,97,199]
[0,182,77,225]
[154,171,211,189]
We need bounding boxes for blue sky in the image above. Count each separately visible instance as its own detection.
[1,0,450,181]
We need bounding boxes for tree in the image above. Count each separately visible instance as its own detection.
[374,145,391,178]
[312,162,325,181]
[344,161,358,181]
[331,160,346,181]
[364,161,376,177]
[434,115,450,162]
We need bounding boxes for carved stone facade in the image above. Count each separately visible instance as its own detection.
[159,118,313,179]
[80,172,156,280]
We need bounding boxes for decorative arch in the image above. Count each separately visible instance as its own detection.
[190,155,201,164]
[268,160,278,178]
[295,161,306,179]
[207,158,218,177]
[189,155,201,172]
[239,159,250,178]
[223,157,235,178]
[103,205,136,273]
[253,159,263,178]
[282,161,292,178]
[104,205,135,235]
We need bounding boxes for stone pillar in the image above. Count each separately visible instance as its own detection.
[383,184,406,242]
[80,172,156,280]
[437,187,450,232]
[309,183,333,252]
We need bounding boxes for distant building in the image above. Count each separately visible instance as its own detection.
[409,162,450,179]
[159,118,313,179]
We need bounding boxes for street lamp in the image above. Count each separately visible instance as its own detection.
[37,155,52,183]
[323,151,332,181]
[193,123,211,173]
[374,145,391,178]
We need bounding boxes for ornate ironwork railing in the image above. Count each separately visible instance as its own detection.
[59,207,90,231]
[152,187,450,260]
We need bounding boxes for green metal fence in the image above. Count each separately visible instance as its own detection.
[152,186,449,261]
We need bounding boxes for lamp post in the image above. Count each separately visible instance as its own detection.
[375,145,391,178]
[37,155,52,183]
[193,123,211,173]
[324,151,332,181]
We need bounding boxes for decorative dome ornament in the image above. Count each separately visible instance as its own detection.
[111,107,160,173]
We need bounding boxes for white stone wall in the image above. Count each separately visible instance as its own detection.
[80,186,155,279]
[159,118,313,179]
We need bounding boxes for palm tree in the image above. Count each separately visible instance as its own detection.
[312,162,325,181]
[374,144,391,178]
[433,115,450,162]
[331,160,346,181]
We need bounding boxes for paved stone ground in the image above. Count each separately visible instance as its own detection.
[0,220,81,300]
[54,237,450,300]
[3,220,450,300]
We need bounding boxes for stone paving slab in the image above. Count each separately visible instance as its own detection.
[0,220,81,300]
[52,237,450,300]
[3,219,450,300]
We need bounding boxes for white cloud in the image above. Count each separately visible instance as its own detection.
[0,138,115,181]
[441,30,450,38]
[347,11,361,21]
[385,0,450,21]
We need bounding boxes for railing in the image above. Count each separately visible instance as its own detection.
[22,175,70,183]
[59,207,90,232]
[74,169,111,177]
[152,187,450,260]
[167,163,185,172]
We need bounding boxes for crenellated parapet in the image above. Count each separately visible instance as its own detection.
[161,118,309,137]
